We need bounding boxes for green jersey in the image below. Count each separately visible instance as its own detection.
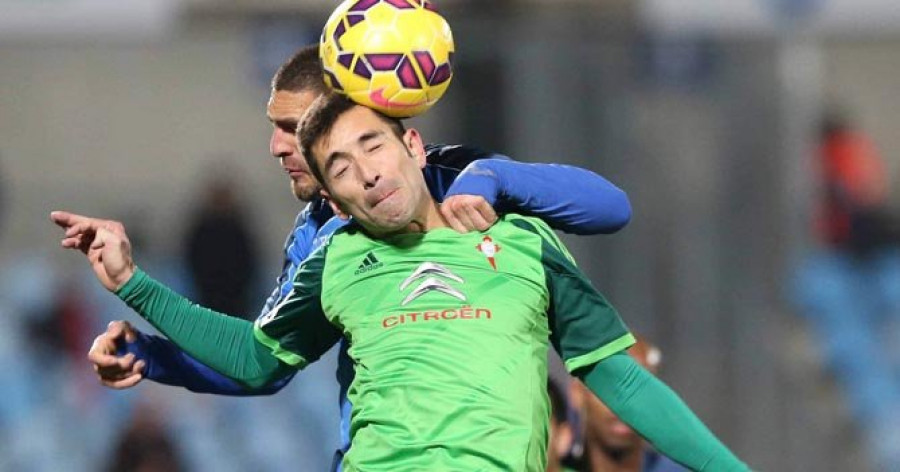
[254,214,634,471]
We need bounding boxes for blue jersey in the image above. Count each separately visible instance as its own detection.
[125,143,632,463]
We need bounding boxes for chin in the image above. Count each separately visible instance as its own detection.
[292,182,319,202]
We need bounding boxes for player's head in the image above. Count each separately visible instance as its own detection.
[571,336,662,456]
[547,380,574,472]
[298,93,432,237]
[267,45,330,201]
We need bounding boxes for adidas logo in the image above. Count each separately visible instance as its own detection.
[354,252,384,275]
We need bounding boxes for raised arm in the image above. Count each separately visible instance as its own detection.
[120,206,324,394]
[578,354,749,471]
[51,210,319,391]
[445,159,631,235]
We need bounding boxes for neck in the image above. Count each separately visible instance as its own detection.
[583,439,644,472]
[366,194,448,238]
[403,197,447,233]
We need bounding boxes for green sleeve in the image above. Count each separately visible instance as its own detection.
[116,268,292,389]
[253,243,342,367]
[509,215,635,371]
[579,352,750,471]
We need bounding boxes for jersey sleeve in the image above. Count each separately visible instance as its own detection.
[122,332,293,395]
[509,216,635,372]
[254,243,342,369]
[446,159,631,235]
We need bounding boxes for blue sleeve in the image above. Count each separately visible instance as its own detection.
[121,331,293,395]
[444,158,631,235]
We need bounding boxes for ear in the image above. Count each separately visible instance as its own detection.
[321,188,350,220]
[403,128,426,169]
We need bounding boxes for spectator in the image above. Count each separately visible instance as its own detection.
[106,402,186,472]
[791,111,900,469]
[184,174,260,320]
[547,379,576,472]
[568,336,684,472]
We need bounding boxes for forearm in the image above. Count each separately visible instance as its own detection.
[445,159,631,234]
[115,268,291,390]
[122,332,290,395]
[579,352,749,471]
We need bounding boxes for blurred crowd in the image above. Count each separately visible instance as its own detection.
[791,111,900,469]
[0,177,340,472]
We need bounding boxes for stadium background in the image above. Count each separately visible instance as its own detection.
[2,0,900,470]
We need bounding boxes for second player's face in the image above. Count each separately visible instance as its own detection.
[583,389,643,452]
[267,89,321,201]
[312,106,428,236]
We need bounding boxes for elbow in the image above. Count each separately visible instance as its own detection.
[605,192,632,233]
[236,364,295,392]
[571,189,632,235]
[239,374,287,392]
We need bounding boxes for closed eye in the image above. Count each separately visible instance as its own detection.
[332,166,349,179]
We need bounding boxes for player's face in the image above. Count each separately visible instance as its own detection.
[267,89,321,201]
[313,106,428,236]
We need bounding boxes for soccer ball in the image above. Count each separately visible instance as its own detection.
[320,0,455,118]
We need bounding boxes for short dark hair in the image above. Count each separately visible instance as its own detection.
[298,93,406,187]
[271,45,330,95]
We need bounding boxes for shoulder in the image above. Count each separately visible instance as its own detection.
[314,222,372,264]
[500,214,554,236]
[424,143,506,169]
[498,214,573,264]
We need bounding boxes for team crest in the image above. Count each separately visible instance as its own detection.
[476,235,501,270]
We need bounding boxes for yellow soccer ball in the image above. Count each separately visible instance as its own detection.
[320,0,454,118]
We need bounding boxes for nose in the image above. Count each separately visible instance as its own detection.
[269,127,295,160]
[357,160,381,189]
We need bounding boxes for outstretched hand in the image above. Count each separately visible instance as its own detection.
[50,211,136,291]
[88,320,146,389]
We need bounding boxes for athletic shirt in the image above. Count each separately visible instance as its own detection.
[255,215,634,471]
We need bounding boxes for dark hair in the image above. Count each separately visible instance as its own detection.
[271,45,330,95]
[298,93,406,187]
[547,380,568,424]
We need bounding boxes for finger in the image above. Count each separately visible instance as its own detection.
[116,352,136,370]
[96,355,136,377]
[51,212,93,231]
[449,204,478,231]
[106,320,126,339]
[64,221,91,237]
[121,321,138,343]
[89,351,123,368]
[102,373,143,389]
[440,204,468,233]
[50,210,77,228]
[61,236,84,248]
[132,360,146,375]
[473,200,498,228]
[463,205,492,231]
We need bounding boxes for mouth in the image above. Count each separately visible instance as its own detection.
[285,168,308,179]
[371,189,398,208]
